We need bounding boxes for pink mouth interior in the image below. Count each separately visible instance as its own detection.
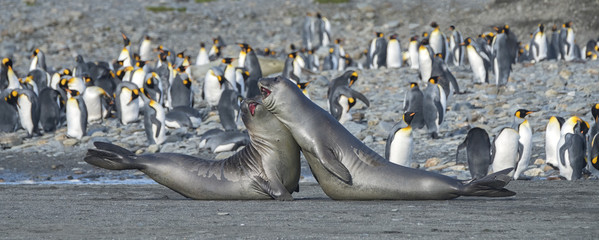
[261,87,271,97]
[248,102,257,116]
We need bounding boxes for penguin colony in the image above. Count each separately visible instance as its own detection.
[0,12,598,182]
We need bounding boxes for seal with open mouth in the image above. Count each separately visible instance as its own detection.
[85,97,301,200]
[258,76,515,200]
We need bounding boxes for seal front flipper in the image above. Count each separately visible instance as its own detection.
[307,148,352,185]
[253,176,294,201]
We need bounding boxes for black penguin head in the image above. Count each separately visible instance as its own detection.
[129,88,140,103]
[552,24,558,32]
[347,96,356,110]
[145,76,154,88]
[422,32,429,38]
[238,43,250,52]
[409,82,419,88]
[133,53,141,62]
[76,55,85,63]
[182,76,192,89]
[61,68,72,76]
[84,75,93,85]
[389,34,398,40]
[2,58,12,68]
[288,52,297,59]
[403,112,416,125]
[222,58,234,65]
[67,89,80,97]
[349,71,358,86]
[435,53,443,59]
[538,24,545,33]
[592,104,599,122]
[5,90,19,106]
[430,22,439,29]
[428,76,439,84]
[289,44,297,51]
[31,48,40,58]
[420,38,430,46]
[335,39,343,44]
[514,109,533,119]
[410,35,419,42]
[461,37,472,46]
[375,32,384,38]
[316,12,322,18]
[449,25,455,31]
[176,51,185,59]
[121,32,130,47]
[503,25,510,34]
[144,35,151,41]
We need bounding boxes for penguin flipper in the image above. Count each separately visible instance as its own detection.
[458,168,516,197]
[559,135,571,166]
[151,117,162,138]
[350,89,370,107]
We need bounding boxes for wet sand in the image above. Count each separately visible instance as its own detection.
[1,181,598,239]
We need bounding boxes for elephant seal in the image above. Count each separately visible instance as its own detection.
[258,76,515,200]
[84,97,301,200]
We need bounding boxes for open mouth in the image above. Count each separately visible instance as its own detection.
[260,87,271,98]
[248,102,257,116]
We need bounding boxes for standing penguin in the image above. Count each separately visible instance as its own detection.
[491,127,522,176]
[386,34,402,68]
[407,36,420,69]
[196,43,210,66]
[557,124,588,180]
[448,26,464,66]
[403,82,425,129]
[418,38,434,83]
[492,28,513,86]
[38,88,62,133]
[559,22,576,61]
[547,24,561,60]
[282,52,301,83]
[315,13,331,48]
[29,48,47,72]
[118,33,133,67]
[65,89,87,140]
[385,112,416,167]
[1,58,22,91]
[457,127,492,180]
[143,72,163,104]
[328,85,370,124]
[0,91,20,133]
[139,35,153,62]
[82,86,110,123]
[513,109,534,180]
[202,67,226,108]
[431,53,460,98]
[218,88,242,131]
[170,73,193,109]
[530,24,549,62]
[422,77,446,138]
[237,43,262,82]
[144,100,167,145]
[368,32,387,69]
[428,22,447,59]
[545,116,565,169]
[302,12,315,50]
[115,82,140,125]
[462,37,491,84]
[5,89,40,137]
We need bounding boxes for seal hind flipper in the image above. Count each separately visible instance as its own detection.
[459,168,516,197]
[85,142,143,170]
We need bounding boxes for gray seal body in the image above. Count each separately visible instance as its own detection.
[258,76,515,200]
[85,98,301,200]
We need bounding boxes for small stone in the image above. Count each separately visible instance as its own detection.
[54,133,68,141]
[147,144,160,153]
[524,168,544,177]
[217,212,230,216]
[424,158,441,168]
[51,164,64,170]
[135,149,144,155]
[543,165,555,172]
[0,133,22,148]
[533,158,545,165]
[356,3,375,13]
[544,89,558,97]
[62,138,78,147]
[558,69,572,80]
[410,162,420,168]
[91,131,106,137]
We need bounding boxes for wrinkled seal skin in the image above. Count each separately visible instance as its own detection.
[85,97,301,200]
[258,76,515,200]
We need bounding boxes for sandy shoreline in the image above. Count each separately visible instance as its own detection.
[2,181,599,239]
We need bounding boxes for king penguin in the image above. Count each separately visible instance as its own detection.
[456,127,492,179]
[492,27,513,86]
[202,67,226,108]
[169,72,193,109]
[115,81,140,125]
[196,43,210,66]
[422,77,446,138]
[557,120,588,180]
[65,89,87,140]
[82,86,110,123]
[547,24,561,60]
[5,89,40,137]
[29,48,47,72]
[143,72,163,104]
[530,24,549,62]
[428,22,447,59]
[513,109,534,180]
[491,127,522,177]
[0,91,20,133]
[144,99,167,145]
[462,37,491,84]
[368,32,387,69]
[403,82,425,129]
[559,22,576,61]
[2,58,22,91]
[218,88,242,131]
[545,116,565,169]
[418,38,434,83]
[385,112,416,167]
[408,36,420,69]
[38,88,62,133]
[386,34,402,68]
[118,33,133,67]
[328,85,370,124]
[139,35,153,62]
[448,25,464,66]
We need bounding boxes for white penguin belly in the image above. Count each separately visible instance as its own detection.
[386,41,402,68]
[204,77,224,107]
[558,150,573,180]
[83,93,102,123]
[389,129,413,167]
[418,50,432,82]
[409,43,419,69]
[515,126,533,179]
[17,97,34,135]
[338,95,351,124]
[119,92,139,125]
[533,34,548,60]
[545,122,561,167]
[492,130,520,175]
[66,99,84,139]
[467,47,486,83]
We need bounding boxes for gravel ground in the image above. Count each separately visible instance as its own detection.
[1,181,599,239]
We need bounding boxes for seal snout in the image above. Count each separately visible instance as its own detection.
[260,86,271,98]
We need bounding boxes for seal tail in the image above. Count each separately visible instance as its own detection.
[458,168,516,197]
[84,142,144,170]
